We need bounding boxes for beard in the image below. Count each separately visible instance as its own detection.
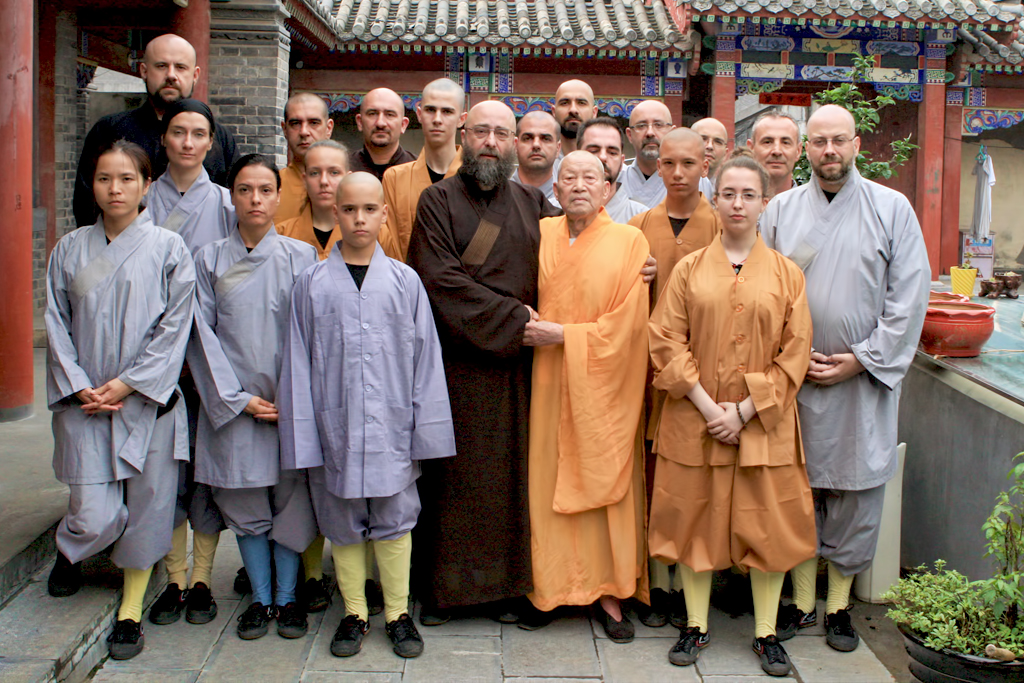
[638,136,660,162]
[813,153,853,184]
[460,143,516,189]
[148,81,192,107]
[560,120,581,140]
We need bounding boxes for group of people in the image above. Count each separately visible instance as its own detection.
[44,31,932,678]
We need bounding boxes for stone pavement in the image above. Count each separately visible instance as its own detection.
[88,535,905,683]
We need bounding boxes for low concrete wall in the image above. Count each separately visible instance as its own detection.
[898,356,1024,580]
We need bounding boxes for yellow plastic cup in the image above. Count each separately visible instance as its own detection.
[950,266,978,298]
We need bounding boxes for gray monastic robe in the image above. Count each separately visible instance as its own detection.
[278,242,456,500]
[45,210,195,484]
[699,175,715,200]
[619,161,666,208]
[760,168,930,491]
[606,185,648,224]
[510,169,561,208]
[188,228,318,489]
[148,168,235,255]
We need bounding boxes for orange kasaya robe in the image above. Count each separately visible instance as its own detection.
[527,208,651,612]
[647,235,817,574]
[277,204,401,261]
[277,161,308,224]
[382,147,461,259]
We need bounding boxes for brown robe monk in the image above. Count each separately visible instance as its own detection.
[406,172,558,609]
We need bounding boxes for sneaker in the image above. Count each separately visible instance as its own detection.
[47,552,82,598]
[300,577,330,613]
[148,584,187,625]
[825,608,860,652]
[668,589,688,629]
[366,579,384,616]
[385,613,424,658]
[236,602,274,640]
[776,603,817,641]
[233,566,251,595]
[637,588,669,628]
[330,615,370,657]
[185,582,218,624]
[594,603,635,643]
[418,605,451,626]
[276,602,308,639]
[668,626,710,666]
[107,619,145,660]
[753,635,792,676]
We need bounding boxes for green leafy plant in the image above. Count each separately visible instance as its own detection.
[793,54,918,185]
[883,453,1024,658]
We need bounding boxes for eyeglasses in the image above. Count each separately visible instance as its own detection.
[716,191,762,203]
[808,136,852,150]
[468,126,513,141]
[700,135,728,148]
[630,122,672,133]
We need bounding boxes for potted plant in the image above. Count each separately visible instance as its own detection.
[883,453,1024,682]
[951,254,979,298]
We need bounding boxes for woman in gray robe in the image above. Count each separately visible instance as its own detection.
[45,140,195,661]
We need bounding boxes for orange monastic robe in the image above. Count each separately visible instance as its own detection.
[277,205,401,261]
[528,209,650,612]
[382,147,461,259]
[647,236,816,574]
[277,161,308,223]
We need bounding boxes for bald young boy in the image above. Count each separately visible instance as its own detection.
[278,173,456,660]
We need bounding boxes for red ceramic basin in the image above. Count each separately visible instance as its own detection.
[920,302,996,357]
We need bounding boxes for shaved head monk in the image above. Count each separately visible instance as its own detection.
[278,92,335,222]
[553,79,598,153]
[621,100,676,208]
[511,111,562,206]
[350,88,415,179]
[692,117,729,196]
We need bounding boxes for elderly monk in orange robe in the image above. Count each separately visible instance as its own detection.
[524,151,650,643]
[278,140,400,261]
[648,153,815,676]
[628,128,721,627]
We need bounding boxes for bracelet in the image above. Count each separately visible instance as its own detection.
[735,401,747,426]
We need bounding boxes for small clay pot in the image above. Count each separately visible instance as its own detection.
[920,302,996,357]
[979,279,1001,298]
[997,272,1021,299]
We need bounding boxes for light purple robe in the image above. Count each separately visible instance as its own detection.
[148,167,234,255]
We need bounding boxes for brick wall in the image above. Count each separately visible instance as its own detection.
[209,2,291,169]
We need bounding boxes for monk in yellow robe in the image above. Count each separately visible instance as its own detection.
[648,153,815,676]
[524,151,650,643]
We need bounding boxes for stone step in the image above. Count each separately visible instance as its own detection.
[0,523,58,611]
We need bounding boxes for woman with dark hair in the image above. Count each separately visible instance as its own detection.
[145,99,234,630]
[648,153,816,676]
[45,140,196,661]
[187,153,320,641]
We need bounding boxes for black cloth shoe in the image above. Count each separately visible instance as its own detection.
[594,604,635,643]
[753,635,792,676]
[366,579,384,616]
[185,582,218,624]
[637,589,670,628]
[236,602,273,640]
[825,608,860,652]
[107,619,145,660]
[669,626,710,666]
[516,602,555,631]
[488,597,522,624]
[668,589,688,629]
[776,603,817,642]
[47,552,82,598]
[148,584,187,625]
[276,602,308,639]
[300,577,330,613]
[233,566,251,595]
[418,605,451,626]
[331,615,369,657]
[386,613,424,658]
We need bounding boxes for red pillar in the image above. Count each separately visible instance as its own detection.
[0,0,35,420]
[941,100,963,273]
[915,83,944,280]
[173,0,210,103]
[711,75,736,148]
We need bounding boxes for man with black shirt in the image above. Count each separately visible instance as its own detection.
[349,88,416,180]
[73,34,238,227]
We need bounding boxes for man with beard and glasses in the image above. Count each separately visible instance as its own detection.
[73,34,238,227]
[747,110,803,196]
[577,118,647,224]
[621,100,675,208]
[278,93,336,223]
[760,104,930,654]
[553,80,598,154]
[511,111,561,207]
[349,88,416,180]
[692,117,729,198]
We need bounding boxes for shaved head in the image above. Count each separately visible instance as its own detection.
[555,79,595,105]
[662,127,703,148]
[692,117,729,175]
[465,100,516,130]
[553,79,598,144]
[806,104,860,189]
[422,78,467,113]
[337,171,384,203]
[807,104,856,138]
[140,34,199,107]
[284,92,329,122]
[361,88,403,114]
[517,110,559,137]
[144,34,197,67]
[628,100,672,127]
[558,150,605,180]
